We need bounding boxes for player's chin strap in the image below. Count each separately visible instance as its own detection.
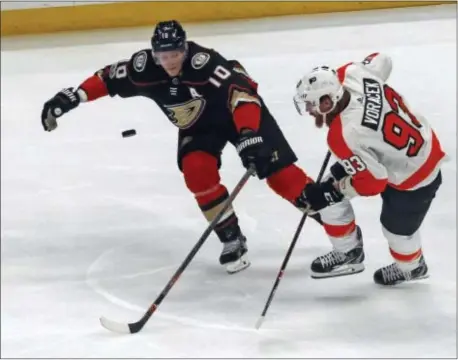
[293,95,304,115]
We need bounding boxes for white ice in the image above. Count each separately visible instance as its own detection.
[1,5,456,358]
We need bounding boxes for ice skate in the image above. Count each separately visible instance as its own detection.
[219,235,250,274]
[311,226,365,279]
[373,255,429,285]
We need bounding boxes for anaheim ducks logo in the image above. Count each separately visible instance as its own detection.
[165,98,206,129]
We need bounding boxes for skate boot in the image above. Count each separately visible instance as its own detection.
[219,235,250,274]
[373,255,429,285]
[216,216,250,274]
[311,226,365,279]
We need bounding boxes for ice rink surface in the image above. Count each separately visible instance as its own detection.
[1,4,456,358]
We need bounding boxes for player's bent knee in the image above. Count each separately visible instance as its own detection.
[182,151,220,194]
[266,164,311,203]
[320,199,356,226]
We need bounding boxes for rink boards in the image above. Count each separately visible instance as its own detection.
[1,0,455,36]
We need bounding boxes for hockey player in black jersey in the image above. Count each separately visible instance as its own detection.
[41,20,354,274]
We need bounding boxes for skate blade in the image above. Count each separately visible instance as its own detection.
[415,274,429,281]
[376,273,430,286]
[311,263,365,279]
[225,255,251,274]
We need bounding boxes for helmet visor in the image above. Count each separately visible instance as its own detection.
[152,48,186,69]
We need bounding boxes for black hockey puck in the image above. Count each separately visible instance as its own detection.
[122,129,136,138]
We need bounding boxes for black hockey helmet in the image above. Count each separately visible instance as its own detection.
[151,20,187,53]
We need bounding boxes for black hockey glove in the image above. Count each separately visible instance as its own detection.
[41,88,81,132]
[236,129,272,178]
[329,161,348,181]
[296,177,344,212]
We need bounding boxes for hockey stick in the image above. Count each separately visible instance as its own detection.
[255,151,331,329]
[100,166,256,334]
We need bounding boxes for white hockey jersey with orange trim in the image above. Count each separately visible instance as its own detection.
[328,53,445,197]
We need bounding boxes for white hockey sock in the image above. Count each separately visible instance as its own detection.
[328,226,359,253]
[320,199,359,253]
[382,226,422,272]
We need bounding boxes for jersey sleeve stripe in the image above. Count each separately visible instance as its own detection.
[336,62,353,83]
[232,102,261,132]
[79,75,108,101]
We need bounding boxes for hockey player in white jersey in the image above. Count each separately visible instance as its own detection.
[293,53,446,285]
